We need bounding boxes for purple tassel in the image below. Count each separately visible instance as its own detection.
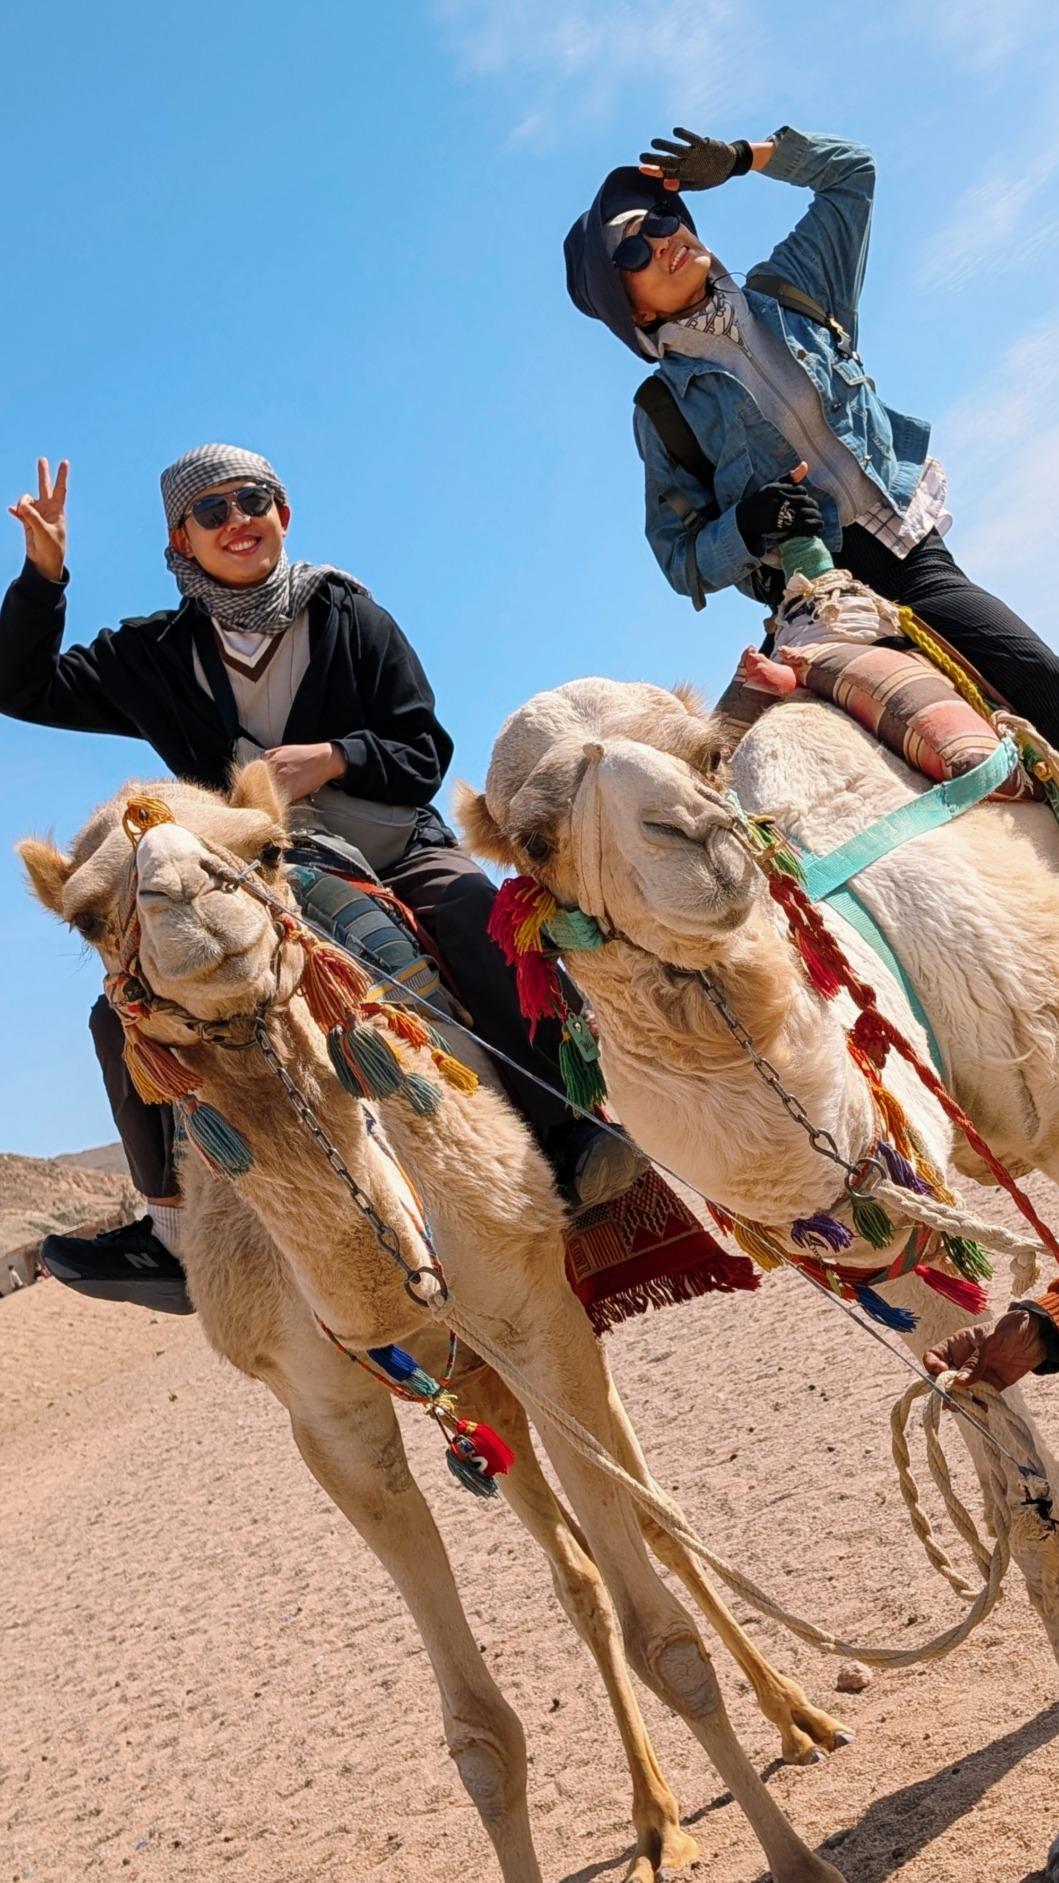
[791,1211,853,1252]
[878,1140,932,1194]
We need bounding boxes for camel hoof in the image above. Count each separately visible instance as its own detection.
[832,1729,856,1747]
[797,1746,825,1766]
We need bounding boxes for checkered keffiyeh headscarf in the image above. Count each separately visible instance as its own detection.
[161,443,361,635]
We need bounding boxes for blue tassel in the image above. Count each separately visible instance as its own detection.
[180,1099,254,1177]
[403,1072,444,1115]
[445,1450,501,1498]
[367,1344,440,1399]
[855,1284,918,1332]
[878,1140,931,1194]
[791,1212,853,1252]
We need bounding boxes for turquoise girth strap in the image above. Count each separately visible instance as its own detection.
[792,735,1018,1078]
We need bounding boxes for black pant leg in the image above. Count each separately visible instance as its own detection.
[838,526,1059,744]
[381,844,572,1144]
[89,996,178,1198]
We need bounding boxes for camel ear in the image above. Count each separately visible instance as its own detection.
[452,781,518,865]
[17,837,74,917]
[671,679,708,716]
[229,758,287,821]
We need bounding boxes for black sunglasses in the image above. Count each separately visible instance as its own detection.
[186,484,276,531]
[611,208,684,273]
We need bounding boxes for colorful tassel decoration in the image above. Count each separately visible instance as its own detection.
[123,1032,198,1105]
[298,931,373,1032]
[546,907,606,953]
[367,1344,442,1399]
[940,1235,994,1283]
[445,1419,516,1497]
[729,1219,787,1272]
[402,1072,444,1115]
[877,1140,932,1194]
[914,1265,989,1316]
[854,1284,918,1332]
[327,1023,405,1099]
[179,1097,254,1177]
[430,1049,480,1095]
[790,1211,853,1252]
[558,1017,607,1111]
[849,1192,896,1250]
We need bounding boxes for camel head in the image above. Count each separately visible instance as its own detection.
[18,763,298,1030]
[457,678,758,966]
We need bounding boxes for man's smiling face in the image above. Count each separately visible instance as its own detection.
[619,214,713,326]
[170,478,290,588]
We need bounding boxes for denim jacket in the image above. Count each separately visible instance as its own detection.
[634,129,931,607]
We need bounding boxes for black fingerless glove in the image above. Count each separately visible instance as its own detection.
[639,128,753,191]
[736,480,824,555]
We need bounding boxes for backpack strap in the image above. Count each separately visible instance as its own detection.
[745,271,856,359]
[633,376,716,612]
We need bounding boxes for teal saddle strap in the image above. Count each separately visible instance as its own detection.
[791,736,1019,1077]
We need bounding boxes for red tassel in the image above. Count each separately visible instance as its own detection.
[851,1009,891,1069]
[298,934,373,1033]
[451,1419,515,1477]
[915,1264,989,1317]
[487,876,565,1035]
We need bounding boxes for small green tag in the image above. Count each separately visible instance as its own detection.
[563,1012,600,1064]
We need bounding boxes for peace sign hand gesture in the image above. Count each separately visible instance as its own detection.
[9,457,69,583]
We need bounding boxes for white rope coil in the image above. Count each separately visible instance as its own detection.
[874,1176,1043,1296]
[439,1296,1052,1669]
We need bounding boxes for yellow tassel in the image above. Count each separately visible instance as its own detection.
[431,1049,479,1095]
[730,1218,786,1273]
[123,796,176,845]
[898,609,994,721]
[123,1031,196,1105]
[513,888,558,955]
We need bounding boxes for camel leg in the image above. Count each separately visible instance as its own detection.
[603,1397,852,1763]
[459,1361,699,1881]
[264,1341,542,1883]
[490,1302,847,1883]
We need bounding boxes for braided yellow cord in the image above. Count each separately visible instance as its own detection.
[123,795,175,845]
[898,608,994,721]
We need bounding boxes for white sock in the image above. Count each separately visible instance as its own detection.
[149,1204,185,1259]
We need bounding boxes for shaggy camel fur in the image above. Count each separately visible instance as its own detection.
[459,678,1059,1659]
[19,763,848,1883]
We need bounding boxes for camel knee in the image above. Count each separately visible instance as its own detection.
[631,1628,723,1719]
[447,1697,528,1826]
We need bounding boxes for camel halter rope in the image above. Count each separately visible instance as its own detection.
[110,795,1055,1660]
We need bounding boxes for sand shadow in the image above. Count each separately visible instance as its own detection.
[559,1703,1059,1883]
[749,1700,1059,1883]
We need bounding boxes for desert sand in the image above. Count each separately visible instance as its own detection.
[3,1180,1058,1883]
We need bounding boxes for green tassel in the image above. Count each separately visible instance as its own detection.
[344,1023,404,1097]
[850,1194,895,1249]
[558,1017,607,1111]
[941,1234,994,1283]
[403,1072,444,1115]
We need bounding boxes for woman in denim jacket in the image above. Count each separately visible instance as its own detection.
[565,126,1059,740]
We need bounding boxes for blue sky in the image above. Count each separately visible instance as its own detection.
[2,0,1058,1155]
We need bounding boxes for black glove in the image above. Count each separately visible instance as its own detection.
[639,128,753,191]
[736,479,824,555]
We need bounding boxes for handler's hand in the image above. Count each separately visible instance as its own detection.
[9,457,69,583]
[923,1309,1047,1392]
[264,741,347,802]
[639,129,751,191]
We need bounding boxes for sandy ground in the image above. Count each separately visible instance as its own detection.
[3,1191,1059,1883]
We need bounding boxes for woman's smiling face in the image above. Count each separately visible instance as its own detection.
[169,478,290,587]
[619,215,713,326]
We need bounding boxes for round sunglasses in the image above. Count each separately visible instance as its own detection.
[185,484,276,531]
[611,208,685,273]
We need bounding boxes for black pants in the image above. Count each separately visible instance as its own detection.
[837,526,1059,745]
[89,843,573,1201]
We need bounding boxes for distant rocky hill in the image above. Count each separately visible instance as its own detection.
[0,1149,136,1293]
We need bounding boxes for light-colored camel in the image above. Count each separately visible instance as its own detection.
[459,677,1059,1658]
[19,763,848,1883]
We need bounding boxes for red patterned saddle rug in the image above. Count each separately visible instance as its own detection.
[564,1166,758,1334]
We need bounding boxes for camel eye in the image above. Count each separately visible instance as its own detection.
[72,909,106,943]
[522,832,552,864]
[259,841,284,871]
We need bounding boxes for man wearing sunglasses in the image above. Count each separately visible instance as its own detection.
[0,445,640,1310]
[565,127,1059,741]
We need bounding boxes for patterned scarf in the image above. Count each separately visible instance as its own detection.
[160,443,361,635]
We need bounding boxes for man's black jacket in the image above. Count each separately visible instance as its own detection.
[0,561,456,846]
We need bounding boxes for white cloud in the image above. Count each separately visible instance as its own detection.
[433,0,765,143]
[935,313,1059,630]
[918,125,1059,290]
